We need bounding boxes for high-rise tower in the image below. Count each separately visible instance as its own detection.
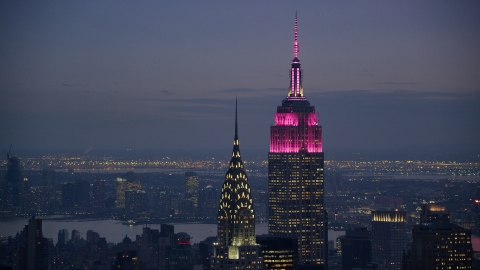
[371,210,407,270]
[212,100,262,270]
[268,14,328,266]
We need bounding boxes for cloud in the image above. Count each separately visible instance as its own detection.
[160,90,173,95]
[61,83,89,88]
[217,88,258,93]
[265,87,286,92]
[376,82,421,85]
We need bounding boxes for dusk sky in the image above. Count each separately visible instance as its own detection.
[1,2,479,159]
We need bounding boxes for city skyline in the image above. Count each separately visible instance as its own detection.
[1,2,479,159]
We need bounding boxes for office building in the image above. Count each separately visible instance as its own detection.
[211,101,263,269]
[6,153,23,213]
[57,229,69,247]
[153,189,172,220]
[185,172,199,209]
[340,227,371,270]
[268,14,327,266]
[113,250,140,270]
[18,217,49,270]
[42,168,55,189]
[74,178,90,209]
[116,175,141,208]
[92,179,106,210]
[169,233,196,270]
[474,188,480,235]
[371,210,407,270]
[140,226,161,269]
[61,182,76,209]
[125,189,148,220]
[407,223,473,270]
[257,236,298,270]
[71,229,80,242]
[198,185,219,220]
[419,203,450,223]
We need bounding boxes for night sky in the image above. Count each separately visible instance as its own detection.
[1,2,479,159]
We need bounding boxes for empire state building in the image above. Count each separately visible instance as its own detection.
[268,14,328,266]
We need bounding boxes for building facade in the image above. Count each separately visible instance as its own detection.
[6,154,23,214]
[18,217,49,270]
[371,210,407,270]
[268,14,327,266]
[340,227,371,270]
[257,236,298,270]
[211,101,262,269]
[408,223,473,270]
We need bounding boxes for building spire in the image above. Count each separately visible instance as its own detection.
[288,12,304,97]
[232,98,241,158]
[235,97,238,142]
[294,11,299,59]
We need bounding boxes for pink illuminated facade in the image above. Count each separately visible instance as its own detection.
[268,14,327,267]
[270,13,322,154]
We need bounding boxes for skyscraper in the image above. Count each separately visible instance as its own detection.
[371,210,407,270]
[340,227,371,270]
[408,223,473,270]
[57,229,69,247]
[185,172,199,209]
[211,100,262,270]
[116,174,141,209]
[92,179,106,210]
[419,203,450,223]
[18,217,49,270]
[6,154,23,213]
[268,14,327,266]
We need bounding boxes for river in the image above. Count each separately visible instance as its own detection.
[0,218,344,247]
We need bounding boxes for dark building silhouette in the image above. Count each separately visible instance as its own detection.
[71,229,80,242]
[92,179,106,210]
[178,199,194,218]
[57,229,69,247]
[86,230,101,244]
[140,227,161,269]
[113,250,140,270]
[0,177,12,216]
[169,232,196,270]
[406,223,474,270]
[22,186,48,215]
[474,188,480,235]
[42,168,55,197]
[125,189,148,220]
[198,185,219,220]
[257,236,298,270]
[159,224,176,270]
[268,14,327,267]
[152,189,171,220]
[371,210,407,270]
[126,171,136,183]
[18,217,49,270]
[61,182,76,208]
[211,101,262,269]
[6,154,23,213]
[420,203,450,223]
[74,178,90,209]
[199,236,217,270]
[340,227,371,270]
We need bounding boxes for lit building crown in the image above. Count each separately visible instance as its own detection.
[217,99,256,249]
[270,14,322,154]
